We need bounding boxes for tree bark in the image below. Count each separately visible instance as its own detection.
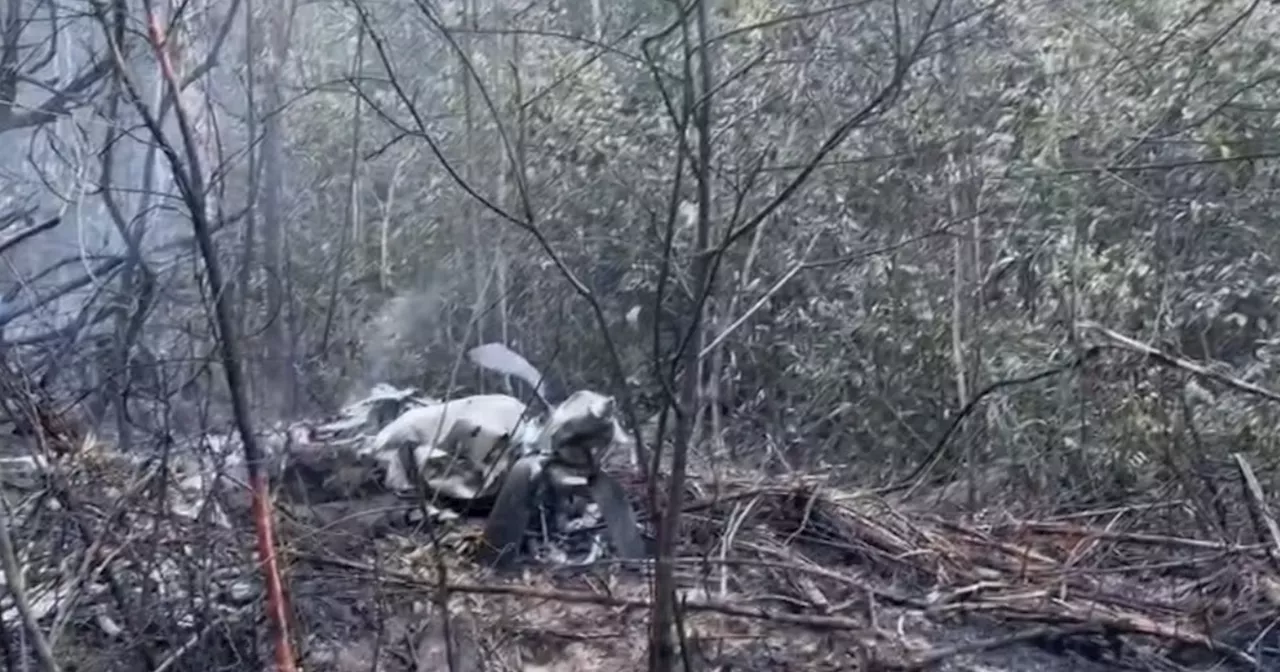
[648,1,715,669]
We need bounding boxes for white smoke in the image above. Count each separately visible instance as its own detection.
[359,290,444,393]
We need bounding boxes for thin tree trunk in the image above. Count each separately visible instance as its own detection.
[461,0,486,352]
[494,14,516,395]
[260,0,296,416]
[378,155,408,292]
[128,10,299,669]
[237,0,259,357]
[649,1,714,668]
[948,172,972,507]
[320,23,365,357]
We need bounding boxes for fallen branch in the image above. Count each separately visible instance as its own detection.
[1082,321,1280,404]
[989,520,1267,553]
[890,624,1106,671]
[304,553,881,632]
[1232,453,1280,573]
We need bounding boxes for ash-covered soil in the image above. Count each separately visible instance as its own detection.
[4,437,1276,671]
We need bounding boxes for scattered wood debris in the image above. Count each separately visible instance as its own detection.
[3,390,1278,670]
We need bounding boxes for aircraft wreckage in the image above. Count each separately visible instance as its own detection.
[274,343,648,569]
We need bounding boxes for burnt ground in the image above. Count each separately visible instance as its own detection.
[4,448,1279,672]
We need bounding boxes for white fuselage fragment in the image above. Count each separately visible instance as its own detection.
[366,389,630,495]
[365,394,542,493]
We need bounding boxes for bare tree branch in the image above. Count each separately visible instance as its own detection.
[0,494,61,672]
[0,216,60,255]
[89,3,299,668]
[0,58,113,133]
